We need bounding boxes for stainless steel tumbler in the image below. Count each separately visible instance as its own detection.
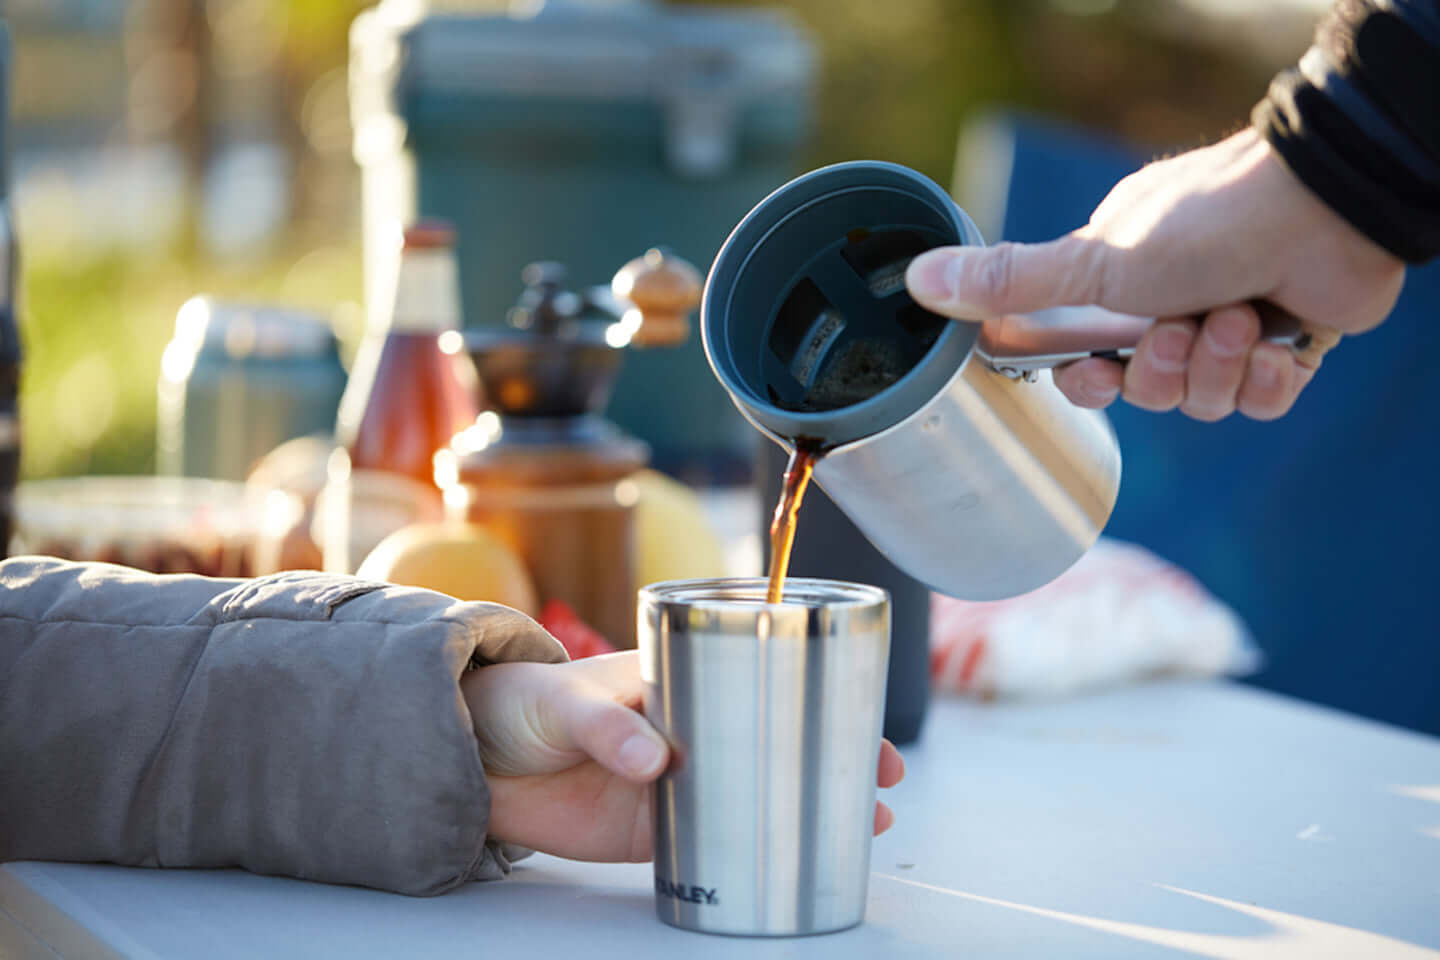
[640,578,891,937]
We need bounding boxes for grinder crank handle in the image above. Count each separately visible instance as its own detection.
[606,248,704,348]
[976,300,1341,380]
[579,249,704,347]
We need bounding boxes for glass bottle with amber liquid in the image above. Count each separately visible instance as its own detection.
[323,221,477,572]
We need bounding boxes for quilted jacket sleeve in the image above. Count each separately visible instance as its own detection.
[0,557,566,896]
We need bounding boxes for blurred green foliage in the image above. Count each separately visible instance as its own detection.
[738,0,1276,184]
[17,0,1286,482]
[784,0,1052,182]
[20,245,362,480]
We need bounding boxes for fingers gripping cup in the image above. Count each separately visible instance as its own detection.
[640,578,890,937]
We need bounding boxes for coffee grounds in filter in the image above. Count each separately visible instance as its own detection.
[798,337,911,411]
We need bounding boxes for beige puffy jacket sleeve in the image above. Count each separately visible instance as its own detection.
[0,557,566,896]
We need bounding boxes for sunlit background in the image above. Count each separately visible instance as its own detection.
[10,0,1328,480]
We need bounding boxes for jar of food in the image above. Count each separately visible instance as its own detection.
[12,476,305,578]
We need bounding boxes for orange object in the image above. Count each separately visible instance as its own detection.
[335,222,477,487]
[609,248,702,348]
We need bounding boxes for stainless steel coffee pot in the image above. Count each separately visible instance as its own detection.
[702,161,1305,601]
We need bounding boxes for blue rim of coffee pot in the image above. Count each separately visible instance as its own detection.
[701,160,985,450]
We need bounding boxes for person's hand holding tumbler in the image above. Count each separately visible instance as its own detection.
[463,651,907,863]
[908,0,1437,422]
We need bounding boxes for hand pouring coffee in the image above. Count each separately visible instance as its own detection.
[703,160,1312,602]
[647,162,1316,940]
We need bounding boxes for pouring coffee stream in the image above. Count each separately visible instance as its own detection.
[765,439,819,604]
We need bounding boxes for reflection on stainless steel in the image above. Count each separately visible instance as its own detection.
[640,578,890,937]
[810,360,1121,601]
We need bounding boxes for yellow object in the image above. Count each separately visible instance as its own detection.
[357,522,539,615]
[631,469,727,587]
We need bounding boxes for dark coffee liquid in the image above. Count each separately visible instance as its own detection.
[765,438,822,604]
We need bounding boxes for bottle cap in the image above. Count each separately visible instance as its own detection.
[385,219,462,332]
[401,220,456,251]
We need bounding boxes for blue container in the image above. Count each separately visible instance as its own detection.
[350,0,815,482]
[157,299,348,481]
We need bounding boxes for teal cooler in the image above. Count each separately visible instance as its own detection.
[350,0,815,483]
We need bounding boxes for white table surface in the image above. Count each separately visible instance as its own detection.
[4,680,1439,959]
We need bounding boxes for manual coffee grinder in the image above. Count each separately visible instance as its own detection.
[435,252,702,649]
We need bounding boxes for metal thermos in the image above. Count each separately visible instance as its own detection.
[158,298,347,481]
[703,161,1123,602]
[641,577,890,937]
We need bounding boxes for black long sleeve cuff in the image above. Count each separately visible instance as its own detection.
[1253,0,1440,263]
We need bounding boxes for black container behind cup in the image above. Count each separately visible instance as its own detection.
[757,441,930,745]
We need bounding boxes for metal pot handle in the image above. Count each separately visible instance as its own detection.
[977,300,1340,381]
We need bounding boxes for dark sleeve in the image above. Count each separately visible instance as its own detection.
[1252,0,1440,263]
[0,558,565,896]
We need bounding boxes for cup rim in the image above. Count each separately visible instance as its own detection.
[639,576,889,610]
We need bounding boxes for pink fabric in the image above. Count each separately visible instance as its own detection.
[931,539,1256,700]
